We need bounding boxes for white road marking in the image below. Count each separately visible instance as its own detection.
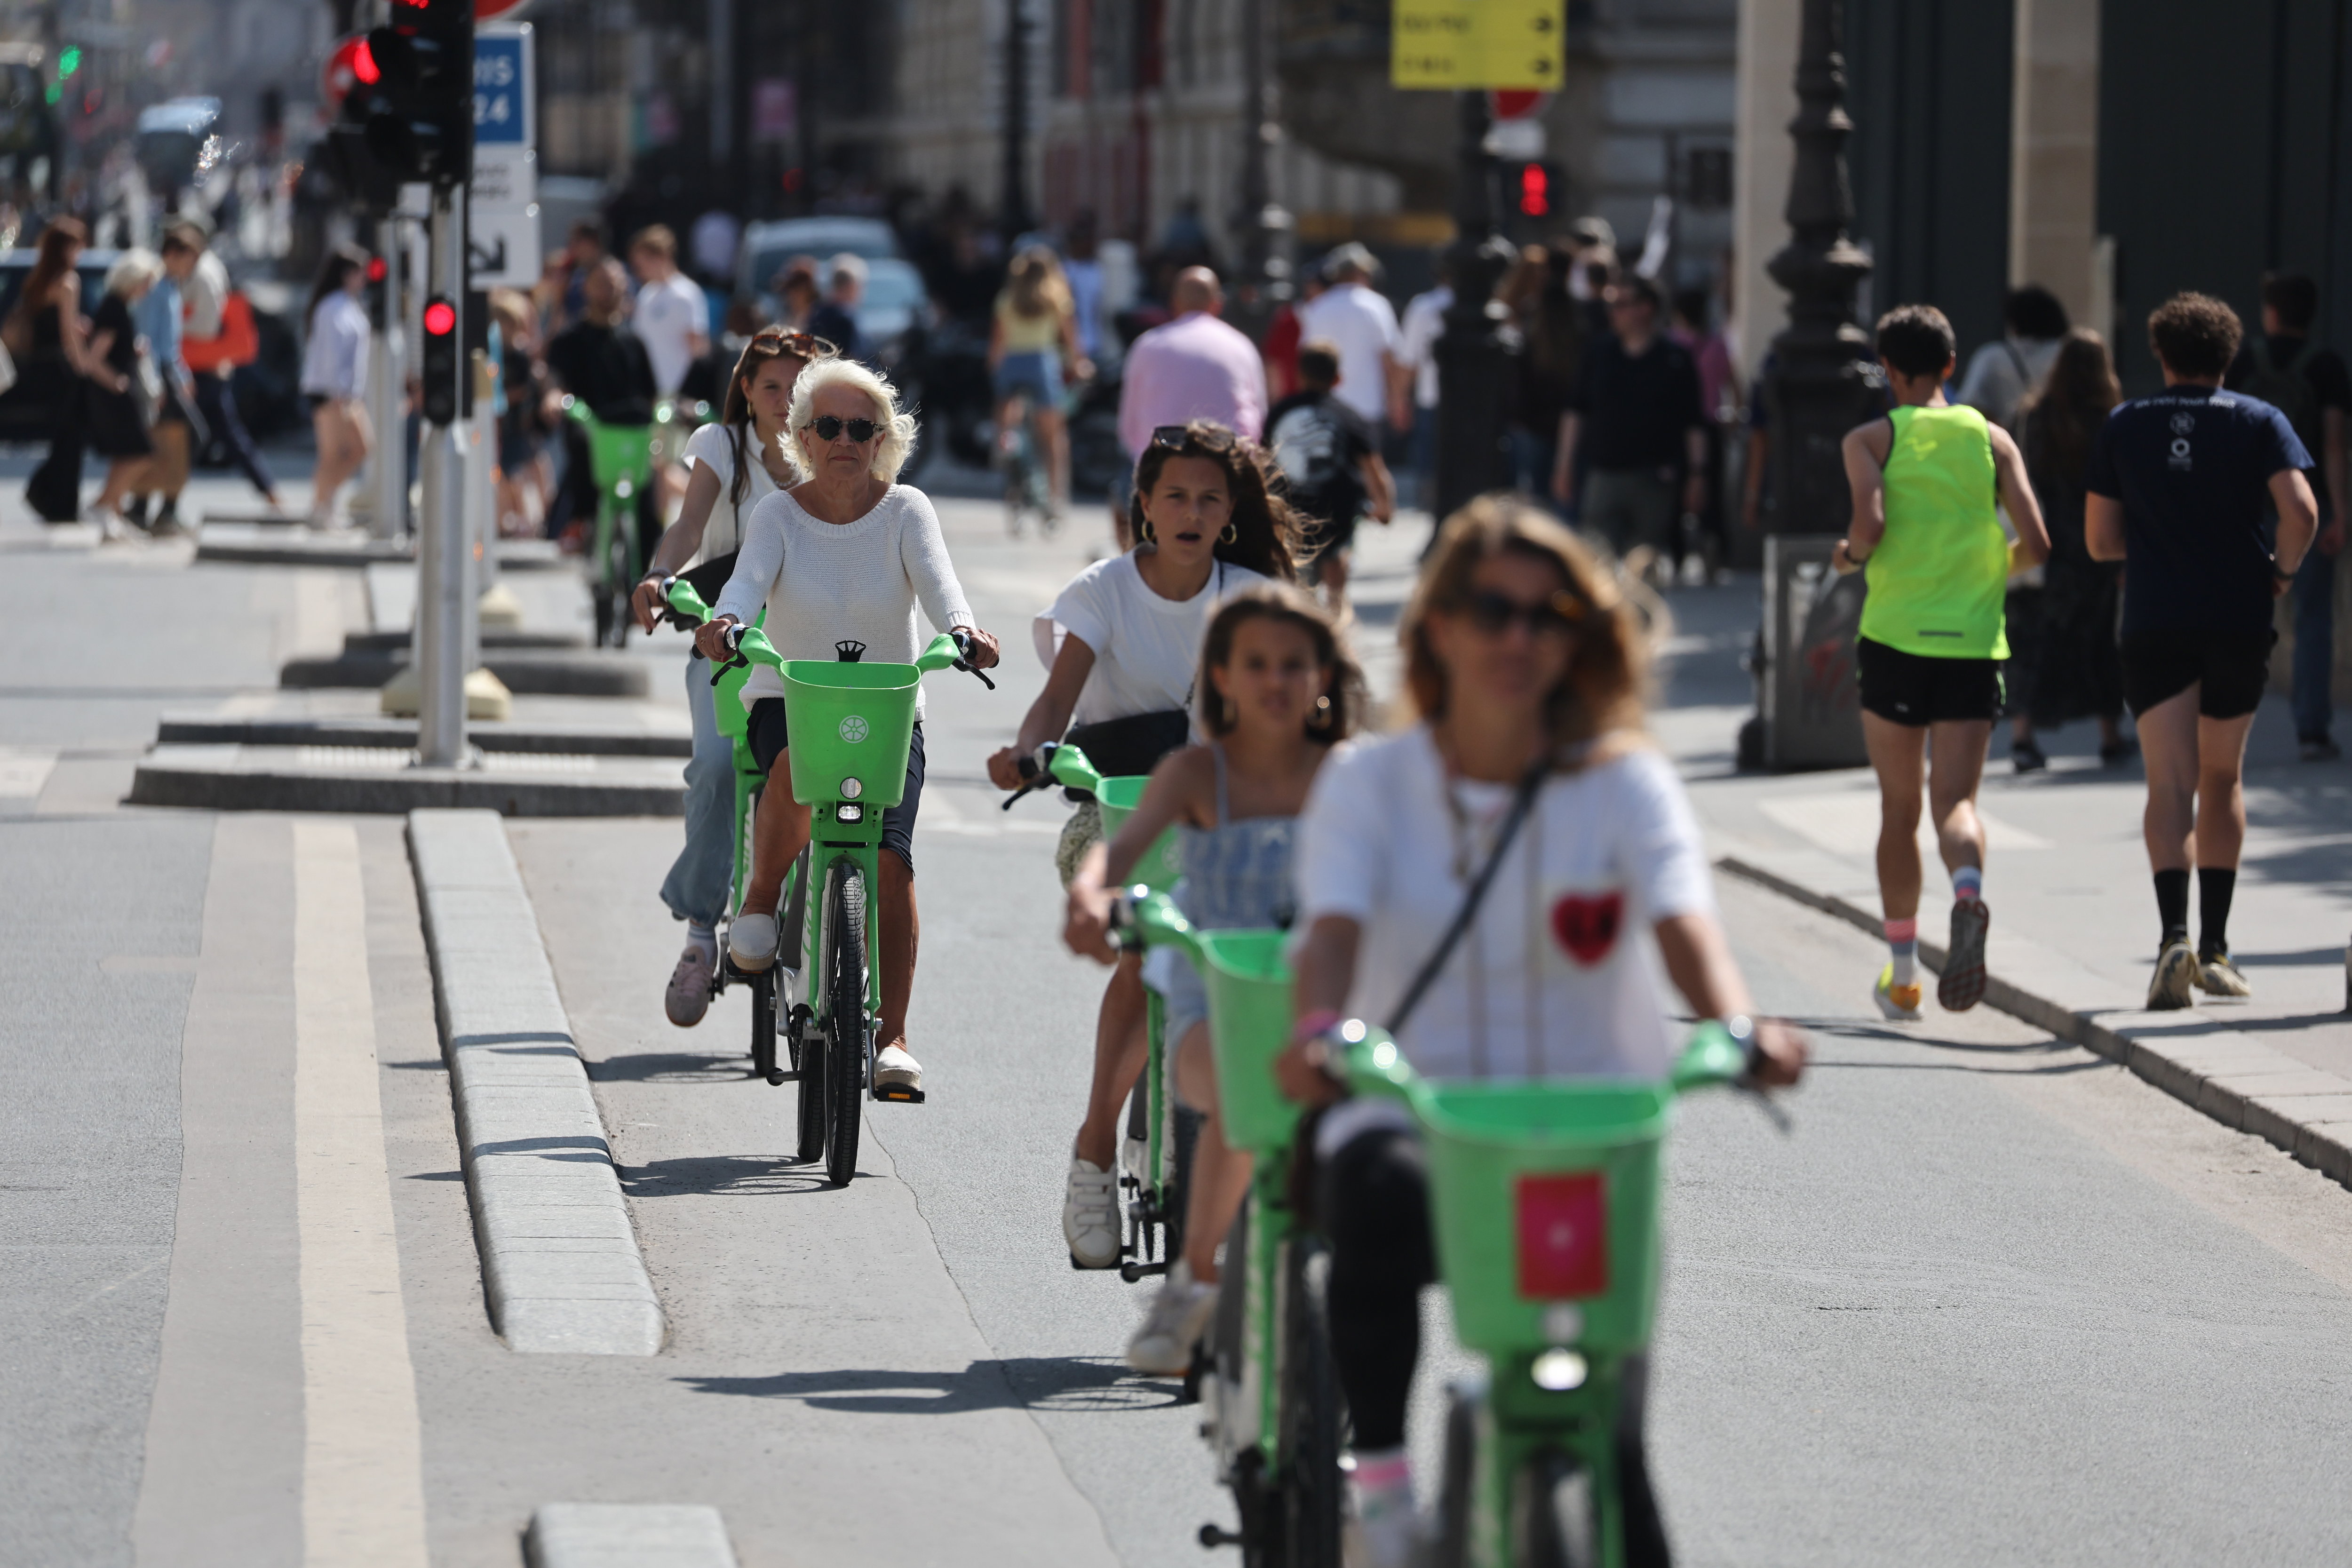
[292,819,429,1568]
[0,745,59,796]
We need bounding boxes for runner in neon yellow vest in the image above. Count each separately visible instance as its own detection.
[1835,304,2051,1024]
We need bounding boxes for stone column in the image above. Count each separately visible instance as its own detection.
[2007,0,2102,325]
[1734,0,1802,383]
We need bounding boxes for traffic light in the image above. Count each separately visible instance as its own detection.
[365,254,389,332]
[361,0,472,187]
[318,34,403,213]
[1516,161,1555,220]
[421,294,459,424]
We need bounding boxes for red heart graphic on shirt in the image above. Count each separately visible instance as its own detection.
[1550,891,1624,967]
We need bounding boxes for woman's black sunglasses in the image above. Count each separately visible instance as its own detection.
[807,414,883,443]
[1150,423,1237,453]
[1463,589,1584,637]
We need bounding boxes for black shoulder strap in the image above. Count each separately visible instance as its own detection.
[1387,754,1550,1038]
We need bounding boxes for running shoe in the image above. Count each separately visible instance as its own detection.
[2146,940,2198,1011]
[727,912,778,971]
[2011,740,2048,774]
[1126,1261,1216,1375]
[1064,1154,1121,1269]
[873,1044,922,1092]
[1939,898,1990,1012]
[1873,963,1924,1021]
[2195,950,2253,998]
[664,942,715,1027]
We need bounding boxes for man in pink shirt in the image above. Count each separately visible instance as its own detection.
[1114,267,1267,544]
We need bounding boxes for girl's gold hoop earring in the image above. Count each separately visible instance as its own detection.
[1220,521,1239,544]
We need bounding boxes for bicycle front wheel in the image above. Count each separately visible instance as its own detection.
[822,859,868,1187]
[1279,1234,1344,1568]
[749,966,777,1080]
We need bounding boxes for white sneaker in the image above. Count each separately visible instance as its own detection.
[1064,1154,1121,1269]
[1345,1453,1423,1568]
[728,913,777,971]
[874,1043,922,1092]
[664,942,715,1027]
[1126,1261,1216,1375]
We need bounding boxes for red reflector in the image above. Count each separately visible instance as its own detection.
[366,256,387,282]
[352,40,381,84]
[422,301,456,336]
[1516,1171,1608,1298]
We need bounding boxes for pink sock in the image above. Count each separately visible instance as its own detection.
[1885,918,1919,986]
[1352,1449,1412,1491]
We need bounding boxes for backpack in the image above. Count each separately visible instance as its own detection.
[2237,336,2322,456]
[1268,396,1361,524]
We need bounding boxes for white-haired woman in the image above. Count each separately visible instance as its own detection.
[696,357,1003,1095]
[83,247,164,538]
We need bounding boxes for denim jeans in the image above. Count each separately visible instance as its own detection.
[660,654,739,926]
[2292,546,2338,742]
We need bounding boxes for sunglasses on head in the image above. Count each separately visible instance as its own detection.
[807,414,882,443]
[754,328,837,358]
[1462,589,1584,637]
[1151,423,1237,454]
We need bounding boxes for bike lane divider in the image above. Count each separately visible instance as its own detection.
[525,1504,740,1568]
[1719,851,2352,1191]
[406,806,664,1354]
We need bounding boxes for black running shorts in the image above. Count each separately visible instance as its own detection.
[746,698,925,872]
[2119,629,2275,720]
[1855,636,2004,725]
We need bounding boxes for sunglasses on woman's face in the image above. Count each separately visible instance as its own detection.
[807,414,882,443]
[1462,589,1582,637]
[1151,423,1236,453]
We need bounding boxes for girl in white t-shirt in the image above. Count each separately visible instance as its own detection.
[1278,498,1807,1568]
[982,421,1304,1270]
[630,329,825,1029]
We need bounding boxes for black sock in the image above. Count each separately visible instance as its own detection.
[2199,868,2237,960]
[2154,869,2191,948]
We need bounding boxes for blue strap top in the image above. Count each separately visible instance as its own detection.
[1174,742,1298,931]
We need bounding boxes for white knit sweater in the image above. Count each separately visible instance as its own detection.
[713,484,976,714]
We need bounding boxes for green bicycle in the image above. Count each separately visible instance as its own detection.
[666,580,995,1186]
[1335,1019,1754,1568]
[1123,891,1343,1568]
[1006,742,1194,1280]
[568,397,706,648]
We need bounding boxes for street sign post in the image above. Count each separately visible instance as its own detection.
[469,23,537,287]
[1391,0,1561,90]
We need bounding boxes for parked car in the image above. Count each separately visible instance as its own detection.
[0,247,119,444]
[735,216,901,305]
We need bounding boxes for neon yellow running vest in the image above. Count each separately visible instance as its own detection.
[1859,403,2010,660]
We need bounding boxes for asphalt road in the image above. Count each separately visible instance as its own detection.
[6,488,2352,1565]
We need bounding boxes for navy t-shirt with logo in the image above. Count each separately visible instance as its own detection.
[2084,385,2310,636]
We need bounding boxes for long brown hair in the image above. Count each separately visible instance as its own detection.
[1401,495,1649,751]
[2020,327,2121,473]
[720,328,832,510]
[1129,421,1305,581]
[13,216,87,328]
[1196,581,1367,742]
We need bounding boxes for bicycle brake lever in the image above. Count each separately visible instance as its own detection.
[955,660,996,691]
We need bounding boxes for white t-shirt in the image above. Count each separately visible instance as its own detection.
[300,292,370,400]
[712,485,975,716]
[1032,552,1271,727]
[1398,286,1452,410]
[1956,334,2064,429]
[1296,282,1402,426]
[1295,727,1715,1095]
[634,272,708,396]
[683,420,784,564]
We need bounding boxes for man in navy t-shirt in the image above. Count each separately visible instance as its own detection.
[2086,292,2319,1010]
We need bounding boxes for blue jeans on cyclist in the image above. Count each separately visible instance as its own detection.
[994,350,1064,407]
[661,653,738,929]
[1319,1123,1671,1567]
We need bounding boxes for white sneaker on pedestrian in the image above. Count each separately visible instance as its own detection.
[664,942,715,1027]
[1345,1451,1423,1568]
[1064,1154,1121,1269]
[729,912,778,971]
[873,1043,922,1092]
[2147,939,2198,1011]
[1126,1261,1216,1375]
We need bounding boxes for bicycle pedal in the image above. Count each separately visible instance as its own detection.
[872,1085,926,1104]
[1198,1523,1246,1549]
[763,1069,794,1087]
[1119,1260,1169,1283]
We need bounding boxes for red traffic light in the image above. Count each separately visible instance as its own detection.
[1518,163,1549,217]
[366,255,387,282]
[422,300,456,336]
[352,39,381,84]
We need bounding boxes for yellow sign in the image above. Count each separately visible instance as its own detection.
[1391,0,1563,90]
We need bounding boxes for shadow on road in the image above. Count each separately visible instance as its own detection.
[588,1050,752,1084]
[621,1153,835,1197]
[676,1356,1181,1415]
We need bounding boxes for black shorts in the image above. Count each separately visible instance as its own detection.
[746,699,925,873]
[1855,637,2004,725]
[2120,628,2275,720]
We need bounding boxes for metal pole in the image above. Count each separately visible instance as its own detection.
[414,186,470,768]
[368,215,405,539]
[1000,0,1031,244]
[1230,0,1293,342]
[463,350,493,675]
[1431,90,1519,522]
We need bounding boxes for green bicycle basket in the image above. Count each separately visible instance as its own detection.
[1190,928,1301,1155]
[1095,775,1184,891]
[1412,1077,1674,1359]
[780,659,921,807]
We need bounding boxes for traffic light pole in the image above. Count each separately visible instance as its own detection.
[414,185,472,769]
[367,217,405,541]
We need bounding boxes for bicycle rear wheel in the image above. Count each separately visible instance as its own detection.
[1513,1449,1597,1568]
[792,1019,826,1164]
[822,859,868,1187]
[1279,1234,1344,1568]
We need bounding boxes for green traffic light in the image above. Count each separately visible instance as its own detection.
[57,46,81,77]
[43,83,59,105]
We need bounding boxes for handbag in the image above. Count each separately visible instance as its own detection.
[1063,707,1192,784]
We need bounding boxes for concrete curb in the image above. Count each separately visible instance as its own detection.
[345,628,588,653]
[279,650,651,698]
[130,748,683,816]
[193,533,565,571]
[1718,854,2352,1190]
[524,1504,739,1568]
[408,809,664,1354]
[155,716,690,758]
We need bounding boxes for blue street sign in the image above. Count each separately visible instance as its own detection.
[474,34,528,147]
